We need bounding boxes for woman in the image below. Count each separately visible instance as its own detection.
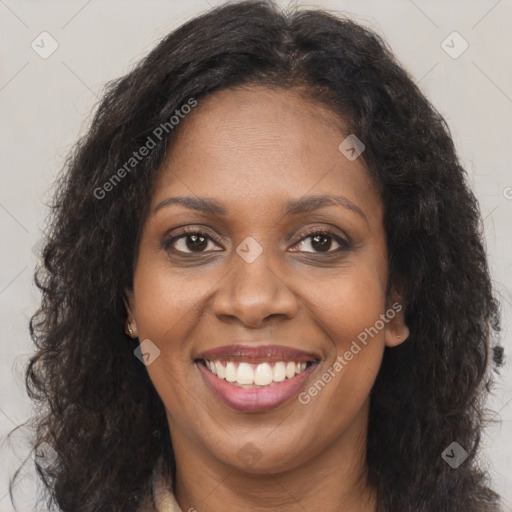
[23,1,504,511]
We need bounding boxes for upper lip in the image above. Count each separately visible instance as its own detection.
[196,344,321,364]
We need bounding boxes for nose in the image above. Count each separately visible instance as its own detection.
[212,250,299,329]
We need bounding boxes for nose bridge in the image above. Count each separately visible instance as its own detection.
[212,239,298,327]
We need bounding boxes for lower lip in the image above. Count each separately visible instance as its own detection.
[197,362,317,412]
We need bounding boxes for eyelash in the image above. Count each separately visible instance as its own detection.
[162,226,350,256]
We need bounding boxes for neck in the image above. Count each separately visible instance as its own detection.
[169,401,376,512]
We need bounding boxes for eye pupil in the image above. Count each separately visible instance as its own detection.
[187,234,208,251]
[311,234,331,252]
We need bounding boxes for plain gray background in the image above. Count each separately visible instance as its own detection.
[1,1,511,510]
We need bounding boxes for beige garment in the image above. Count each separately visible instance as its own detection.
[154,487,182,512]
[135,458,183,512]
[152,465,183,512]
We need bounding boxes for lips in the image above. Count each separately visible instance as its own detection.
[197,344,319,363]
[195,344,320,412]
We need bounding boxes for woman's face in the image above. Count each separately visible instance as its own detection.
[127,86,408,475]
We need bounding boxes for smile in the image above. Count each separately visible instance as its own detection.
[202,360,312,387]
[195,344,320,412]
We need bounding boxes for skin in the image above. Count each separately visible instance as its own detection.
[126,86,409,512]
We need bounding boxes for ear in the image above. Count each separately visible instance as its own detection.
[383,293,409,348]
[123,289,135,317]
[123,289,138,338]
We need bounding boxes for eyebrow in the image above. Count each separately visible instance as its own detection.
[153,194,367,222]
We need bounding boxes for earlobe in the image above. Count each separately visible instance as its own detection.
[384,323,409,348]
[123,290,138,338]
[384,299,409,348]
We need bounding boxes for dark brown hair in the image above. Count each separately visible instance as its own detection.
[18,1,503,510]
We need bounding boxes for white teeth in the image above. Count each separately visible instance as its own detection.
[295,362,306,374]
[273,362,286,382]
[225,361,237,382]
[236,362,254,385]
[286,362,296,379]
[215,361,225,379]
[204,359,311,386]
[254,363,273,386]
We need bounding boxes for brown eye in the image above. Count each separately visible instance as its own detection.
[182,233,209,252]
[163,229,223,254]
[310,234,333,252]
[291,230,348,254]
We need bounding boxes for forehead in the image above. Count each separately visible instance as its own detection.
[151,86,381,223]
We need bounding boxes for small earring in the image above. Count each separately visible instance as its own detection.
[127,325,134,337]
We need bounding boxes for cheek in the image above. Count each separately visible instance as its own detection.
[295,260,387,415]
[132,255,220,345]
[299,259,387,349]
[131,256,233,415]
[131,266,200,422]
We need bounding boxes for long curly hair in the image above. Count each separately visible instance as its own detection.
[18,1,503,510]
